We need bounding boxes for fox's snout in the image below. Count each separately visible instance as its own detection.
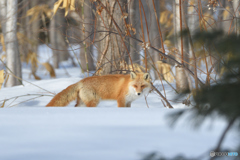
[132,85,146,96]
[133,87,143,96]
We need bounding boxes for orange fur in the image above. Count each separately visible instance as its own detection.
[46,72,151,107]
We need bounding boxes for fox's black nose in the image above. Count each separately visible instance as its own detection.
[138,93,141,95]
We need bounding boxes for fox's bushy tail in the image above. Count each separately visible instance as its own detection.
[46,83,80,107]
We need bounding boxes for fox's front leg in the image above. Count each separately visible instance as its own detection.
[117,97,126,107]
[126,102,131,107]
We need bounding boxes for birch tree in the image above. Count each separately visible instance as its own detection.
[3,0,22,87]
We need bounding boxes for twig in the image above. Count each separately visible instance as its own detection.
[138,0,147,72]
[0,94,53,103]
[97,0,134,70]
[9,95,43,108]
[179,0,184,64]
[151,82,173,109]
[151,0,165,54]
[0,94,52,108]
[8,73,55,95]
[144,95,149,108]
[161,99,167,108]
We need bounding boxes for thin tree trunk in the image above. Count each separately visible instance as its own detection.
[19,0,29,63]
[27,0,40,76]
[222,0,234,34]
[187,0,198,90]
[50,7,59,68]
[233,0,239,35]
[50,0,69,68]
[188,0,197,73]
[80,0,95,72]
[128,0,140,64]
[5,0,22,87]
[31,0,39,72]
[0,0,6,35]
[174,0,190,93]
[149,0,161,62]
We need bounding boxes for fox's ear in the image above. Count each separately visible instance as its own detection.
[143,73,150,81]
[130,72,137,80]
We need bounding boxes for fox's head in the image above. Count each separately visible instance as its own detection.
[129,72,151,96]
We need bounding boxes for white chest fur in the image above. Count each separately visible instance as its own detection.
[125,86,150,104]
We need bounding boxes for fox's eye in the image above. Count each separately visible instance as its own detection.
[133,85,137,88]
[141,85,145,88]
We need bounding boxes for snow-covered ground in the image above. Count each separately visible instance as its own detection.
[0,107,238,160]
[0,45,238,160]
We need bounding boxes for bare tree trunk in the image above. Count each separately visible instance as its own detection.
[22,0,40,77]
[183,1,189,58]
[30,1,40,75]
[50,0,70,68]
[98,0,129,75]
[233,0,239,35]
[50,8,59,68]
[0,0,7,43]
[19,0,29,63]
[5,0,22,87]
[222,0,234,34]
[128,0,140,64]
[188,0,198,80]
[80,0,95,72]
[174,0,190,93]
[149,0,161,61]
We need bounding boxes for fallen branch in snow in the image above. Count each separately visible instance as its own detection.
[8,73,55,95]
[0,94,52,108]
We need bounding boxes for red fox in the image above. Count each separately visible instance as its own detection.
[46,72,151,107]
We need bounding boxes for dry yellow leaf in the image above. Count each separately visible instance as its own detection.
[17,32,32,45]
[0,70,4,89]
[157,61,174,82]
[27,5,53,23]
[164,40,173,48]
[0,100,6,108]
[223,6,230,20]
[70,0,75,11]
[126,63,145,74]
[26,52,39,69]
[121,12,128,19]
[1,54,6,60]
[160,11,168,24]
[0,34,5,52]
[42,62,56,78]
[33,73,41,80]
[188,0,195,13]
[53,0,63,16]
[53,0,75,17]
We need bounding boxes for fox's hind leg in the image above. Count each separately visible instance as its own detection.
[80,88,100,107]
[85,100,99,107]
[75,96,81,107]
